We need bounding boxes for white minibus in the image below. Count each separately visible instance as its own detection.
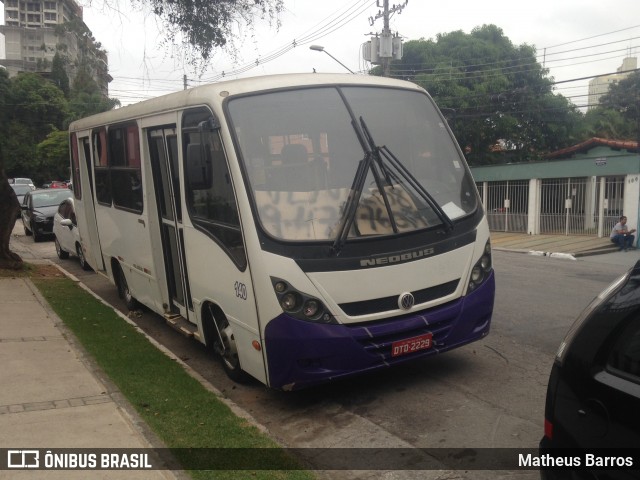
[69,73,494,390]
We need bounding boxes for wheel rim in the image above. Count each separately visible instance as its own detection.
[77,245,85,266]
[55,239,61,256]
[220,323,240,371]
[120,269,133,303]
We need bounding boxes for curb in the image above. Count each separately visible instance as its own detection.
[493,246,618,259]
[19,271,183,480]
[48,262,272,438]
[527,251,577,261]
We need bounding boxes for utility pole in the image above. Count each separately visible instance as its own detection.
[381,0,391,77]
[363,0,408,77]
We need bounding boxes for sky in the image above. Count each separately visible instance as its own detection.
[2,0,640,107]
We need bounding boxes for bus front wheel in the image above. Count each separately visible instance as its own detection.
[205,305,248,383]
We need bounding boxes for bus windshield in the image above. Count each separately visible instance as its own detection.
[228,86,477,242]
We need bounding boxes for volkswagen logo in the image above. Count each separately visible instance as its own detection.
[398,292,415,310]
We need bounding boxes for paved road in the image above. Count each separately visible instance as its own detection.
[11,225,637,479]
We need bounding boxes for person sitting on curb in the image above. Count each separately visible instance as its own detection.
[610,215,636,251]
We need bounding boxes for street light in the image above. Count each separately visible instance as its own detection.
[309,45,354,74]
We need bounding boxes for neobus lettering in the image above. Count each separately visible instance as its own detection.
[360,248,435,267]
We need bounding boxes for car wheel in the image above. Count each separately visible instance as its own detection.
[23,221,32,236]
[31,222,41,242]
[55,237,69,259]
[76,243,91,271]
[115,263,139,310]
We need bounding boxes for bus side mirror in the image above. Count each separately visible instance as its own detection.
[187,143,212,190]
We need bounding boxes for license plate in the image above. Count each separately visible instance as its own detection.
[391,333,433,357]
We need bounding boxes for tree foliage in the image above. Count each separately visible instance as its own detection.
[0,0,285,268]
[594,71,640,141]
[51,52,70,97]
[380,25,583,164]
[140,0,284,65]
[3,73,69,184]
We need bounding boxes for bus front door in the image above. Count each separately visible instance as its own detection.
[148,127,192,318]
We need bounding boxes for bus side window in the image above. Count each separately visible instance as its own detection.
[109,123,144,214]
[93,127,112,206]
[182,109,247,270]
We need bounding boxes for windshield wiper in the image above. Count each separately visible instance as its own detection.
[330,121,373,256]
[359,117,454,233]
[331,117,453,256]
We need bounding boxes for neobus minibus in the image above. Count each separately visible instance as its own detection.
[69,73,495,390]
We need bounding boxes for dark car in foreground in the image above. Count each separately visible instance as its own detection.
[21,189,72,241]
[540,260,640,479]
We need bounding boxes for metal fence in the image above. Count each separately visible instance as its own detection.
[601,176,626,236]
[484,180,529,233]
[477,176,625,236]
[538,176,624,236]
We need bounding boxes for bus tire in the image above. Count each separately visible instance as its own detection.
[114,262,139,311]
[204,304,248,383]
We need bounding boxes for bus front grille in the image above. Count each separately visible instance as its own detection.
[338,279,459,317]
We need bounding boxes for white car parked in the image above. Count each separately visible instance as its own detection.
[53,198,91,270]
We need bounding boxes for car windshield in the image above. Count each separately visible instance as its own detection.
[32,190,72,208]
[228,86,477,242]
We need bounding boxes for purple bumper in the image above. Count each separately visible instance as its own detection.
[264,272,495,390]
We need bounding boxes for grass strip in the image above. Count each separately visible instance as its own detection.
[31,275,314,480]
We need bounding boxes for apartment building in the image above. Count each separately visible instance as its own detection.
[587,57,637,110]
[0,0,110,96]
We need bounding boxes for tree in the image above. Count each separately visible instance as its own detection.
[3,73,69,184]
[582,108,631,140]
[37,130,70,181]
[0,73,68,269]
[51,52,70,97]
[0,68,23,269]
[379,25,582,164]
[68,65,121,120]
[596,71,640,142]
[144,0,283,65]
[0,0,284,269]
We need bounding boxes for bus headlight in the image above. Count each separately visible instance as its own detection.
[467,240,492,293]
[270,277,337,324]
[303,299,320,318]
[280,292,300,311]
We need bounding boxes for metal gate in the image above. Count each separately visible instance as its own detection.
[601,176,625,236]
[485,180,529,233]
[539,176,625,236]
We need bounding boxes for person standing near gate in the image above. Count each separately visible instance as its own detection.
[610,215,637,251]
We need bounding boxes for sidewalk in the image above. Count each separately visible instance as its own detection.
[490,231,640,267]
[0,273,179,479]
[490,231,619,257]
